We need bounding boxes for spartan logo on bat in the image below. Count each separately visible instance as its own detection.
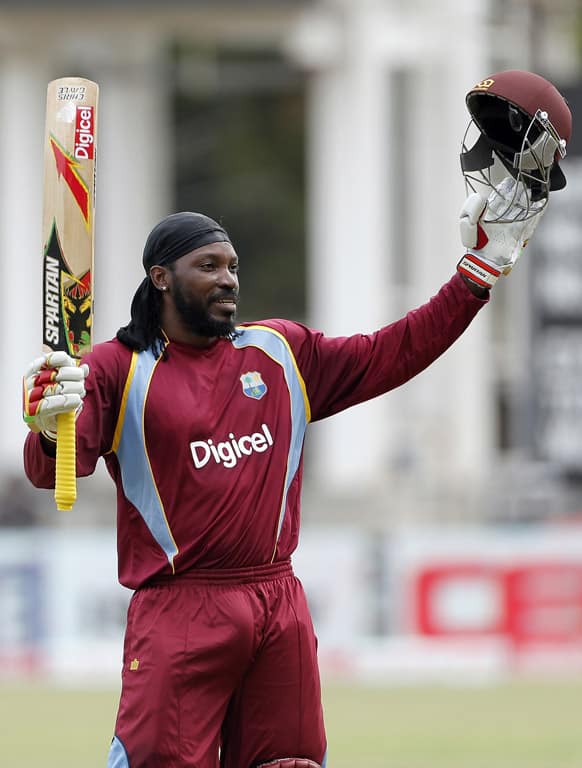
[43,221,92,357]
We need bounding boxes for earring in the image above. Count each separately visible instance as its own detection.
[161,286,168,292]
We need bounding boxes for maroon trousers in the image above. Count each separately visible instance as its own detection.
[110,561,327,767]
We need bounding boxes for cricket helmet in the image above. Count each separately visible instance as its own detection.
[460,69,571,221]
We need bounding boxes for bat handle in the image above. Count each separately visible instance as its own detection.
[55,410,77,511]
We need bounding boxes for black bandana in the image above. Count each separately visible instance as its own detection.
[142,211,231,272]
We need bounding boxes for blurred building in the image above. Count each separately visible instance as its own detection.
[1,0,581,527]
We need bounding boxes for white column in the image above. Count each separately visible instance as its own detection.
[290,2,394,494]
[403,0,494,497]
[92,39,172,344]
[289,0,495,501]
[0,57,46,471]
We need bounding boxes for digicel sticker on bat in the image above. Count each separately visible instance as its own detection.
[75,106,95,160]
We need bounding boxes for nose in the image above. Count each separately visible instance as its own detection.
[217,267,238,289]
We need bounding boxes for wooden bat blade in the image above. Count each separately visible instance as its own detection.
[42,77,98,511]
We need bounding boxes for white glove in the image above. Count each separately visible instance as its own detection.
[457,176,545,288]
[23,351,89,439]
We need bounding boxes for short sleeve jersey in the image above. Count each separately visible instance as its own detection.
[24,273,486,588]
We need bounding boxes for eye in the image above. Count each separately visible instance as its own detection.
[230,263,239,273]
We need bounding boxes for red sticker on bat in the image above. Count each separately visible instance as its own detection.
[75,105,95,160]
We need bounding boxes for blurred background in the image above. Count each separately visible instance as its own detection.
[1,0,582,765]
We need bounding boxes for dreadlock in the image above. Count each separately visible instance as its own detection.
[116,276,166,356]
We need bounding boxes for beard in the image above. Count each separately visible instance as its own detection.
[172,280,238,340]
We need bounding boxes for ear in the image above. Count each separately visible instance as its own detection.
[149,265,170,292]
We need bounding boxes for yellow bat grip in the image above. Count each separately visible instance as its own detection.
[55,410,77,511]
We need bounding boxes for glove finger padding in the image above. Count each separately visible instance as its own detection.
[457,177,545,288]
[459,192,488,249]
[25,350,78,378]
[23,352,89,438]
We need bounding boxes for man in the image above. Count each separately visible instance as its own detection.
[22,70,569,768]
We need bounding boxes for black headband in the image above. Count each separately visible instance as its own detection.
[142,211,231,272]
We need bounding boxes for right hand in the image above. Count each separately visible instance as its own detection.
[457,176,545,288]
[23,351,89,439]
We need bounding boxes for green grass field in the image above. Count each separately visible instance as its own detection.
[1,680,580,767]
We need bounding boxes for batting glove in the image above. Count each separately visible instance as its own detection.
[23,351,89,439]
[457,177,545,289]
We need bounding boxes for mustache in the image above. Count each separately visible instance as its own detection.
[209,291,239,303]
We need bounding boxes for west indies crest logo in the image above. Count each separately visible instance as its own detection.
[240,371,267,400]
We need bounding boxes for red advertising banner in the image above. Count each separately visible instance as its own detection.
[413,561,582,647]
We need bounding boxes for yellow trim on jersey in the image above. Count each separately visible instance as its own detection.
[238,324,312,423]
[110,351,138,454]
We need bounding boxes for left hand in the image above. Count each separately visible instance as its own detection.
[457,176,545,288]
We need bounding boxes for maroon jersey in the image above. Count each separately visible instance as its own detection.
[24,273,486,589]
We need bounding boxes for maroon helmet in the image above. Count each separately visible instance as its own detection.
[460,70,571,219]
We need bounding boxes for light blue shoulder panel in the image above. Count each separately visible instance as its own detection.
[233,326,310,539]
[115,348,178,568]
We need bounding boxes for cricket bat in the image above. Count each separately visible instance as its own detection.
[42,77,98,511]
